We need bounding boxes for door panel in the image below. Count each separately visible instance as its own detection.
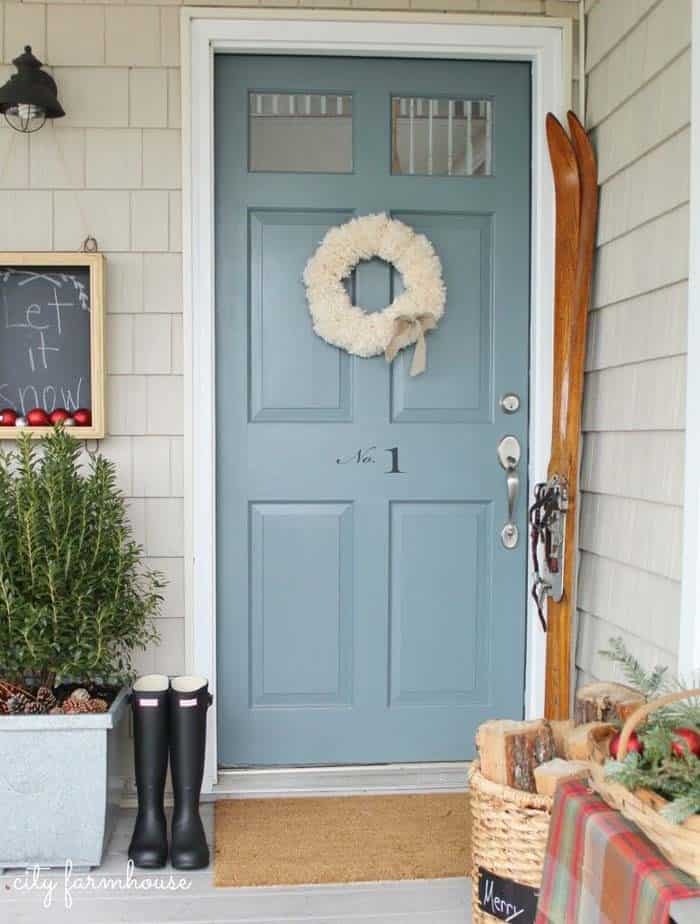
[249,210,353,422]
[390,211,492,422]
[215,54,531,767]
[389,501,488,706]
[250,503,354,707]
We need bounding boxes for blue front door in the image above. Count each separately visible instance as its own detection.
[215,55,531,767]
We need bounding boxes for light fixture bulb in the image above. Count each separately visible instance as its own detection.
[5,101,46,133]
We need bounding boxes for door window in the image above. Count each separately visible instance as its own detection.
[249,92,353,173]
[391,97,493,176]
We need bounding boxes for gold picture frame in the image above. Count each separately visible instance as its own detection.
[0,252,105,440]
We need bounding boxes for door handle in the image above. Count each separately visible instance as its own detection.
[497,436,521,549]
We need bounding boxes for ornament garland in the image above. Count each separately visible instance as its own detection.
[303,213,446,376]
[0,406,90,428]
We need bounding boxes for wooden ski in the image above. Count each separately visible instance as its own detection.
[541,112,599,721]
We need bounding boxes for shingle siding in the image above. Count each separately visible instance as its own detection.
[4,0,686,740]
[577,0,690,681]
[0,0,579,703]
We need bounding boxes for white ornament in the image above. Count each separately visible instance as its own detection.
[303,213,446,376]
[15,416,28,427]
[64,417,76,427]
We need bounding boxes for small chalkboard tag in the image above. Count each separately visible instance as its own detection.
[477,867,539,923]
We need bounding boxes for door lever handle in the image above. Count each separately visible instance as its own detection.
[497,436,521,549]
[506,467,519,525]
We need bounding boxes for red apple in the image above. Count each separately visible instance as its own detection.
[671,727,700,758]
[0,408,17,426]
[72,408,92,427]
[609,730,644,759]
[49,408,71,426]
[26,408,50,427]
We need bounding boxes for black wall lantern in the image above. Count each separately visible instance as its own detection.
[0,46,65,133]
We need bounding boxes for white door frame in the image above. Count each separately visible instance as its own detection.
[182,7,572,793]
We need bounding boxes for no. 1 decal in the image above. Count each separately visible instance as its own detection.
[336,446,403,473]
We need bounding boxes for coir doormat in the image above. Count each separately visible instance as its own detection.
[214,792,470,887]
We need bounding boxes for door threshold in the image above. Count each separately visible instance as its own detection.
[213,762,470,798]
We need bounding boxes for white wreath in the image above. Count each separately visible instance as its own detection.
[303,213,446,376]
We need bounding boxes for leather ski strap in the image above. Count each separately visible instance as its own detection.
[529,485,549,632]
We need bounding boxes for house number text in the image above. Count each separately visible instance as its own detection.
[336,446,403,474]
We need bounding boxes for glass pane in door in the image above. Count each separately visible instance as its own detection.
[391,97,493,176]
[249,92,353,173]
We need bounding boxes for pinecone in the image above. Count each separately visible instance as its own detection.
[85,698,108,714]
[7,694,30,714]
[36,686,57,711]
[49,706,64,715]
[0,701,8,715]
[6,687,34,711]
[23,701,44,715]
[61,698,90,714]
[0,680,29,701]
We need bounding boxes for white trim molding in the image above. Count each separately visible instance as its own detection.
[182,7,571,792]
[680,0,700,678]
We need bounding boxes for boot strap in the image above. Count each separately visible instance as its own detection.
[175,692,213,708]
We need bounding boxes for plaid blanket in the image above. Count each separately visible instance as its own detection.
[535,781,700,924]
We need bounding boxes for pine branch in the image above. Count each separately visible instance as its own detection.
[661,794,700,824]
[599,637,669,697]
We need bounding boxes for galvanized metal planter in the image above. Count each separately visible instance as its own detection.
[0,686,128,871]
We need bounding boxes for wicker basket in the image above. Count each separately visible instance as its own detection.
[469,761,553,923]
[590,688,700,881]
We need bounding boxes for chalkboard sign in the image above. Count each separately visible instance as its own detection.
[477,867,539,924]
[0,253,105,439]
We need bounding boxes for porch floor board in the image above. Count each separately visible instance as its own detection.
[1,806,472,923]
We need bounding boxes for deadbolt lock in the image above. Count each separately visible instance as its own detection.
[500,393,521,415]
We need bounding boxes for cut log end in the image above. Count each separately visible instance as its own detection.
[564,721,617,761]
[477,719,555,792]
[534,758,590,796]
[575,682,644,725]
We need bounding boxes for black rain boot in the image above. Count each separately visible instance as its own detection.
[169,676,213,870]
[128,674,170,868]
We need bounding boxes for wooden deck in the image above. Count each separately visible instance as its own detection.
[1,805,471,923]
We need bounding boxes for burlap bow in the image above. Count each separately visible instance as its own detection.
[384,314,437,377]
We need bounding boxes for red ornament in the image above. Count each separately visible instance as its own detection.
[671,727,700,758]
[26,408,50,427]
[609,730,644,759]
[49,408,71,426]
[0,408,17,426]
[73,408,92,427]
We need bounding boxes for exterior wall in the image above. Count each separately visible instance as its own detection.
[0,0,578,691]
[1,0,692,740]
[576,0,690,683]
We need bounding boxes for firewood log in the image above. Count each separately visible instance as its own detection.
[476,719,555,792]
[574,682,644,725]
[563,721,617,761]
[550,719,575,758]
[533,758,590,796]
